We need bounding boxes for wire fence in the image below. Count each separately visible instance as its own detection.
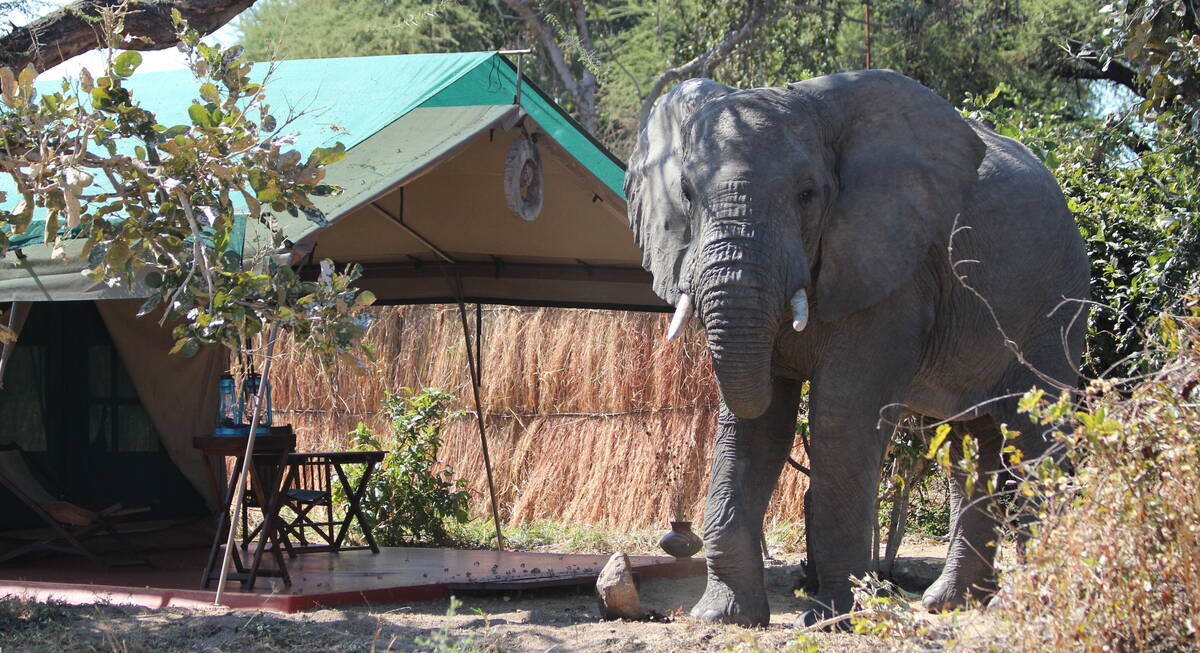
[275,403,721,420]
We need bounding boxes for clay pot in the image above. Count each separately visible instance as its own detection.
[658,521,703,559]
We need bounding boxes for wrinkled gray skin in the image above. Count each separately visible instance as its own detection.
[625,71,1089,627]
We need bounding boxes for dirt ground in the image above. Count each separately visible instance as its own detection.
[0,542,1004,652]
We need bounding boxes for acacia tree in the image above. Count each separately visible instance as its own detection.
[0,6,375,364]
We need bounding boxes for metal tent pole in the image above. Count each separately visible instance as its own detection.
[214,325,280,605]
[453,281,504,550]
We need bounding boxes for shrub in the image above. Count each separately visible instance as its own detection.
[337,387,471,546]
[985,305,1200,649]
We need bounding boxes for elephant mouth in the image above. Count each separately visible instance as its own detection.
[694,285,809,420]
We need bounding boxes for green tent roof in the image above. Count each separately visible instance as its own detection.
[99,51,624,194]
[0,52,659,309]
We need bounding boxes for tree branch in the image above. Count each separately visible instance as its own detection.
[501,0,579,98]
[0,0,259,72]
[637,5,770,126]
[502,0,602,130]
[1057,56,1144,97]
[1039,36,1148,101]
[637,3,890,126]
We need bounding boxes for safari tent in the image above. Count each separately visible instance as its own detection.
[0,52,657,538]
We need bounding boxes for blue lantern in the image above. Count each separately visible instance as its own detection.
[214,373,245,436]
[240,371,272,435]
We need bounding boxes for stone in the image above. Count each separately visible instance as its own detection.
[889,557,944,592]
[595,552,644,620]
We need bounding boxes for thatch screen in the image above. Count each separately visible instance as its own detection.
[271,306,809,528]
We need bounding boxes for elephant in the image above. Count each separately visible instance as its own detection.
[625,70,1089,626]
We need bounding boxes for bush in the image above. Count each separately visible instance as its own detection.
[337,387,471,546]
[984,305,1200,649]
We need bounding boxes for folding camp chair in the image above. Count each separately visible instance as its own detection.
[278,454,338,554]
[0,444,150,567]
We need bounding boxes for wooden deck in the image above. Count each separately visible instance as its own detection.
[0,547,705,612]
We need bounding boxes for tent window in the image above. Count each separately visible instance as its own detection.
[87,345,157,452]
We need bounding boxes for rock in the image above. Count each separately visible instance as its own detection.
[596,552,644,620]
[888,557,944,592]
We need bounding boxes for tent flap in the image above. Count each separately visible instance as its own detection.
[96,300,223,508]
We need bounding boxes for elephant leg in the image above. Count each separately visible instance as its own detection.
[692,377,801,627]
[922,417,1005,612]
[798,343,918,626]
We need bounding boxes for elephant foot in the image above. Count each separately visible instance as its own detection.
[690,579,769,627]
[921,572,996,613]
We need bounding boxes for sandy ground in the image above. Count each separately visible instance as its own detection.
[0,542,1004,652]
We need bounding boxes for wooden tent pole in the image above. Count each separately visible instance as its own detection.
[454,285,504,550]
[214,325,280,605]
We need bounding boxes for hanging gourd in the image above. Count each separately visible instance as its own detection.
[504,134,543,221]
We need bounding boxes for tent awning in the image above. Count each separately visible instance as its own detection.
[0,52,665,311]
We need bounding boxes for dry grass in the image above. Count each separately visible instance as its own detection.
[270,305,809,529]
[983,310,1200,650]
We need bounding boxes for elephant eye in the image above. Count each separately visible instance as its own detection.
[798,189,815,203]
[680,179,694,205]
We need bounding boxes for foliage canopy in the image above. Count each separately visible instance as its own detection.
[0,8,375,365]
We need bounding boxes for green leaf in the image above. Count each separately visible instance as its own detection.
[0,67,17,107]
[180,339,200,357]
[199,82,220,104]
[309,143,347,166]
[90,86,110,109]
[188,103,214,128]
[137,293,162,316]
[106,239,131,267]
[113,51,143,78]
[355,290,376,307]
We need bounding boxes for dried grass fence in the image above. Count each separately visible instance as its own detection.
[271,305,808,528]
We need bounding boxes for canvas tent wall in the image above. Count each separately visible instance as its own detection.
[0,52,660,531]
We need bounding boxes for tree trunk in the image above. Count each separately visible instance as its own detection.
[1,0,260,72]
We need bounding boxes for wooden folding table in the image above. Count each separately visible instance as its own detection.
[195,427,295,590]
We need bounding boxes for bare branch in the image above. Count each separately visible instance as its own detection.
[638,7,766,126]
[501,0,579,98]
[0,0,260,72]
[502,0,600,130]
[638,3,895,127]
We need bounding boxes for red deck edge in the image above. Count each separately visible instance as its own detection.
[0,558,705,613]
[0,578,452,612]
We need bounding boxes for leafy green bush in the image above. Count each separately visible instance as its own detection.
[337,388,471,546]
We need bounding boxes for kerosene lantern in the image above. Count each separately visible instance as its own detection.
[239,371,273,434]
[214,372,245,436]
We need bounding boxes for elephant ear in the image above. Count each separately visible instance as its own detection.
[626,79,735,305]
[793,70,986,322]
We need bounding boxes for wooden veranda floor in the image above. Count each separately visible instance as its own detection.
[0,546,705,612]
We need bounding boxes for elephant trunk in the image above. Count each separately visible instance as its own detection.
[705,299,776,419]
[695,194,794,420]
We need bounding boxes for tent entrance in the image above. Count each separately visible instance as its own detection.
[0,302,206,531]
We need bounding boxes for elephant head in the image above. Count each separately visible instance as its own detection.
[626,71,987,419]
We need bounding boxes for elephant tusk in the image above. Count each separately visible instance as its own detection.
[791,288,809,332]
[666,293,692,341]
